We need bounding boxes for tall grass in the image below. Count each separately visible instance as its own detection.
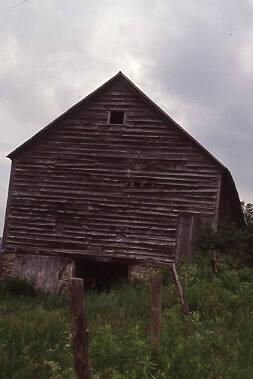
[1,255,253,378]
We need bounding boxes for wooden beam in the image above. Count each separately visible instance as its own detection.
[171,264,189,316]
[69,278,90,379]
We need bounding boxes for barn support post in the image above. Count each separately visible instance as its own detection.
[69,278,90,379]
[171,264,189,316]
[150,275,161,344]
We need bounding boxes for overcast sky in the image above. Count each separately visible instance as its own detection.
[1,0,253,234]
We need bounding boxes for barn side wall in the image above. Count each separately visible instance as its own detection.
[2,77,221,264]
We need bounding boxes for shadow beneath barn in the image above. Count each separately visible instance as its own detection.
[75,258,129,292]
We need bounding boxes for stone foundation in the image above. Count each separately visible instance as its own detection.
[1,254,164,290]
[0,253,16,277]
[128,264,161,282]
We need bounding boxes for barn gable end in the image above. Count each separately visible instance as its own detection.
[0,72,244,289]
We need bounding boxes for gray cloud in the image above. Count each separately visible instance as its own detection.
[1,0,253,233]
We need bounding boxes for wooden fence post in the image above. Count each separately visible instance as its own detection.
[151,275,161,343]
[171,264,189,316]
[211,251,218,274]
[69,278,90,379]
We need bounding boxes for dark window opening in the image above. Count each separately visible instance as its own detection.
[109,111,125,124]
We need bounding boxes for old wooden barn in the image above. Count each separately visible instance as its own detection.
[0,72,244,291]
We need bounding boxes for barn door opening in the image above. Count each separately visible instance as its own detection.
[75,258,129,292]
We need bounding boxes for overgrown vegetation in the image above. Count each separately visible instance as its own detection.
[241,202,253,229]
[196,223,253,262]
[1,203,253,378]
[1,252,253,379]
[196,202,253,263]
[0,275,37,297]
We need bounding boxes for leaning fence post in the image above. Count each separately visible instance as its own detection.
[171,264,189,316]
[151,275,161,343]
[69,278,90,379]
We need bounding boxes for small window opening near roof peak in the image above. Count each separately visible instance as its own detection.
[109,111,125,124]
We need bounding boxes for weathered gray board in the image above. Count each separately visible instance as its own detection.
[12,254,75,292]
[175,213,212,259]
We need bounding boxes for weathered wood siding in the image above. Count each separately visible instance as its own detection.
[3,77,221,263]
[12,254,75,292]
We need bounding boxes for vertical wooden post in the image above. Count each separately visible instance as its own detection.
[171,264,189,316]
[69,278,90,379]
[151,275,161,343]
[211,252,218,274]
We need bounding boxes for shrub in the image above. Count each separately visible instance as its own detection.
[0,276,37,297]
[241,202,253,228]
[195,224,253,263]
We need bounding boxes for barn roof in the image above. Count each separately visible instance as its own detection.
[7,71,244,225]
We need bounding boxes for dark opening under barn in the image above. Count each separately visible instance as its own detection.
[75,258,129,291]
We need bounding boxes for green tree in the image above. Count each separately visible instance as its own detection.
[241,202,253,229]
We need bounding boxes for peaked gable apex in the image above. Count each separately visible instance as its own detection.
[8,71,222,169]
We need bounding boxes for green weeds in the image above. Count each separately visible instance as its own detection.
[1,255,253,378]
